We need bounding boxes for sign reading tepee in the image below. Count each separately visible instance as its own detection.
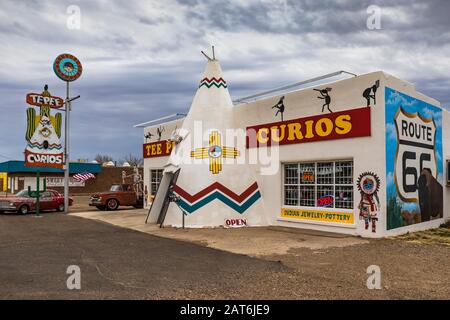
[24,86,64,169]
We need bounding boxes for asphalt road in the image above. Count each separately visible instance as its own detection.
[1,212,449,300]
[0,212,285,299]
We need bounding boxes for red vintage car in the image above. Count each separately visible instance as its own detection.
[0,189,73,215]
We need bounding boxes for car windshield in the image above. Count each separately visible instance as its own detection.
[16,190,30,198]
[110,185,123,192]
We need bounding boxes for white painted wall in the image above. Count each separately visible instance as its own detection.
[143,119,183,208]
[234,71,387,237]
[143,70,449,238]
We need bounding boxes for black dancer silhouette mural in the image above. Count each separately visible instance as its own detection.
[272,96,286,121]
[157,126,166,141]
[144,132,154,142]
[363,80,380,107]
[314,88,333,113]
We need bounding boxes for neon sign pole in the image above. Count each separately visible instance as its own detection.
[64,81,70,214]
[53,54,82,214]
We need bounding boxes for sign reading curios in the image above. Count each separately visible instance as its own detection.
[246,107,371,148]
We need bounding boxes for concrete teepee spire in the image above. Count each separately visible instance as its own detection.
[148,51,268,228]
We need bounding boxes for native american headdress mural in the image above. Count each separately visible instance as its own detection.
[25,86,64,169]
[148,51,268,228]
[357,172,381,233]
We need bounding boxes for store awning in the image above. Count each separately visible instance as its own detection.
[0,161,102,174]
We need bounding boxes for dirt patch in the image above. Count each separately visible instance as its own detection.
[393,224,450,247]
[71,211,369,257]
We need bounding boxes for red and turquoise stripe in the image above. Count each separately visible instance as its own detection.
[199,77,228,89]
[173,182,261,214]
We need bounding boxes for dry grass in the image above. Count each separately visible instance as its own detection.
[395,221,450,246]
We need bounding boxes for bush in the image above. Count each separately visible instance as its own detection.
[439,220,450,229]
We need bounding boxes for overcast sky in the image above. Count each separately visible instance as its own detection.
[0,0,449,163]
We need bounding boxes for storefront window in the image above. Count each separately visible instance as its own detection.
[283,161,354,210]
[284,164,299,206]
[150,169,164,196]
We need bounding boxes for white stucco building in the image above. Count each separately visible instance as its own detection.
[138,57,450,238]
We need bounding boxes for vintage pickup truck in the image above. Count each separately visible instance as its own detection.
[89,184,143,211]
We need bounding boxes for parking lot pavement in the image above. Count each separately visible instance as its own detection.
[0,212,287,299]
[1,211,449,300]
[71,210,369,257]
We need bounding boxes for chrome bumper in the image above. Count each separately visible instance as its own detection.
[89,198,102,206]
[0,202,16,211]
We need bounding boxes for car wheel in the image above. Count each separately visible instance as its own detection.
[18,205,29,215]
[96,206,106,211]
[57,203,65,212]
[106,199,119,211]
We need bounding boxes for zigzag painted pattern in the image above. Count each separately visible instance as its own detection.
[27,142,62,151]
[199,77,228,89]
[173,182,261,214]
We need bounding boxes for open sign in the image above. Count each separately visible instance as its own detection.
[225,219,248,228]
[317,195,335,208]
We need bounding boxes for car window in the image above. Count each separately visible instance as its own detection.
[42,192,52,199]
[110,185,123,192]
[48,191,58,197]
[16,190,30,197]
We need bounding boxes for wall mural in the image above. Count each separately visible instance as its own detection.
[191,131,239,175]
[385,87,444,230]
[363,80,380,107]
[144,126,166,142]
[144,132,154,142]
[357,172,381,233]
[314,87,333,113]
[157,126,165,141]
[272,96,286,121]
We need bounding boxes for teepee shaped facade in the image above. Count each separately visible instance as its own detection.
[148,58,268,228]
[26,115,63,155]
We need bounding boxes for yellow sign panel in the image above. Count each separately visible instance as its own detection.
[281,208,354,224]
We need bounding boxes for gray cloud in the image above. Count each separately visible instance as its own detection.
[0,0,449,162]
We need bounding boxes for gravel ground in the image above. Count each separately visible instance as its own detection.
[0,212,449,300]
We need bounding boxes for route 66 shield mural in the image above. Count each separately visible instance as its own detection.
[385,87,444,230]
